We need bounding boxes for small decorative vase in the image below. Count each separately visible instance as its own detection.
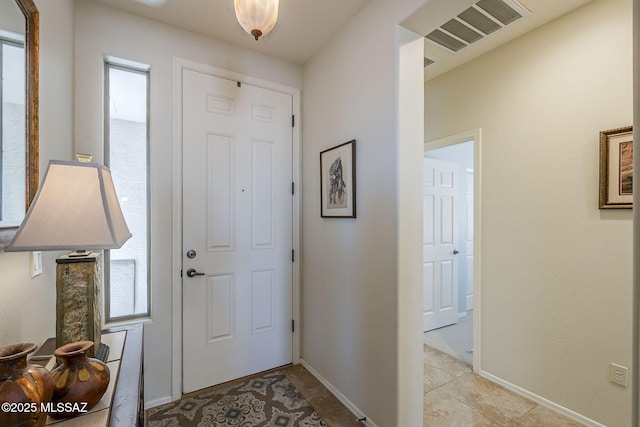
[49,341,110,419]
[0,343,54,427]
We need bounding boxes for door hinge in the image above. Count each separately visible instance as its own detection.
[292,249,295,262]
[180,269,183,278]
[292,115,295,128]
[291,182,295,195]
[292,319,295,333]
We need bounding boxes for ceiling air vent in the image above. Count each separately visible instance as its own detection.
[425,0,530,54]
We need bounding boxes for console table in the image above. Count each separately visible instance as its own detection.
[31,323,144,426]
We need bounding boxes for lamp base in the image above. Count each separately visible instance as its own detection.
[95,343,110,363]
[55,252,103,358]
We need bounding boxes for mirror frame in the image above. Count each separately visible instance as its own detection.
[0,0,39,249]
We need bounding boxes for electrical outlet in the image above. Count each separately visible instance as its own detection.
[609,363,628,387]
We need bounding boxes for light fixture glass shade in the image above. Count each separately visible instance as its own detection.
[5,160,132,251]
[234,0,279,40]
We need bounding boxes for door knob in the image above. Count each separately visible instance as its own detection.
[453,249,460,255]
[186,268,205,278]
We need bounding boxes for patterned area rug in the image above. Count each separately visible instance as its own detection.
[146,371,328,427]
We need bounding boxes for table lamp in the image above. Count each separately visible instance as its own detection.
[5,160,131,359]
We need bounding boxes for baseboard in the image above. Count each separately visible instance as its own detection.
[299,359,379,427]
[144,396,173,411]
[479,371,605,427]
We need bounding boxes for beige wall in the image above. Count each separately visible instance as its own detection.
[425,0,632,425]
[0,0,74,348]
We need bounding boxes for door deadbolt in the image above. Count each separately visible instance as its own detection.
[186,249,197,259]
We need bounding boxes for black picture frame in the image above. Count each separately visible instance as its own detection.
[320,140,356,218]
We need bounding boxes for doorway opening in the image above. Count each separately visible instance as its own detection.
[423,132,479,371]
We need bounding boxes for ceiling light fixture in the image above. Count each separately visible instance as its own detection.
[234,0,279,41]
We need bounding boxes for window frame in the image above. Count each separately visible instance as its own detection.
[103,59,151,324]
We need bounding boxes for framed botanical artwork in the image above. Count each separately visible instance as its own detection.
[599,126,633,209]
[320,140,356,218]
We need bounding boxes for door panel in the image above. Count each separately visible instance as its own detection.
[252,270,275,332]
[440,260,454,309]
[441,195,454,244]
[252,140,276,248]
[182,69,293,393]
[207,134,234,250]
[206,274,234,343]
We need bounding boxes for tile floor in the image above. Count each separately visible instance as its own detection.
[288,347,587,426]
[422,345,586,426]
[283,364,363,426]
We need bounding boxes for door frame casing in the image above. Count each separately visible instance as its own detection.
[171,58,302,401]
[424,128,481,373]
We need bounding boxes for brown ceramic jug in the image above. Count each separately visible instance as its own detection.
[49,341,110,419]
[0,343,54,427]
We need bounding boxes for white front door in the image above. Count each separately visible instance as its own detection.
[423,158,459,332]
[182,69,293,393]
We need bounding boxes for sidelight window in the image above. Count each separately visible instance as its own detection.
[104,59,150,322]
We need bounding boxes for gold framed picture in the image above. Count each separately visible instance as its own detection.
[599,126,633,209]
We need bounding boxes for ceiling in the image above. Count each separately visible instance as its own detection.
[93,0,592,76]
[401,0,592,80]
[92,0,370,64]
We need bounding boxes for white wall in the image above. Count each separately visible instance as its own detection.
[425,0,632,425]
[0,0,74,349]
[73,0,302,406]
[301,0,426,425]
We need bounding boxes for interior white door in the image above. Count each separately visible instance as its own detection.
[182,69,293,393]
[423,157,459,332]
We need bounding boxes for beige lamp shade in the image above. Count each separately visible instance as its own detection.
[6,160,131,251]
[234,0,279,40]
